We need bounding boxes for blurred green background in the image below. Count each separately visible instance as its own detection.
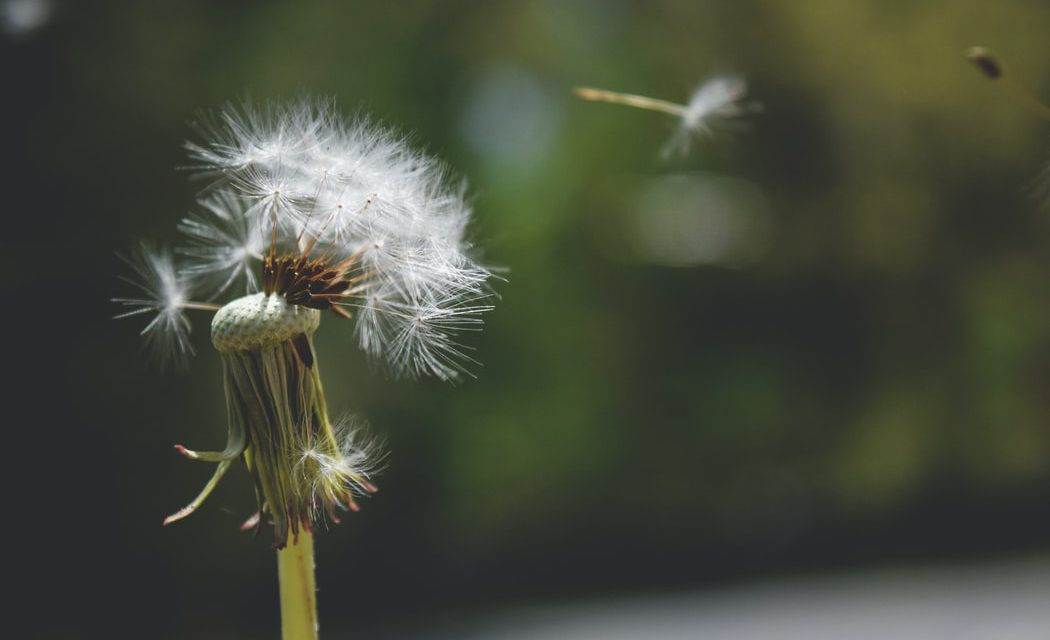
[7,0,1050,637]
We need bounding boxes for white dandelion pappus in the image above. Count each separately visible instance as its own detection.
[664,75,752,158]
[113,244,197,369]
[177,190,268,296]
[121,97,495,380]
[296,414,386,524]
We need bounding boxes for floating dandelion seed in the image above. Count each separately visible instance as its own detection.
[966,47,1050,121]
[966,47,1050,206]
[575,74,757,157]
[115,98,495,639]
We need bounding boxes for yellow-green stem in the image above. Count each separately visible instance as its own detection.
[277,530,319,640]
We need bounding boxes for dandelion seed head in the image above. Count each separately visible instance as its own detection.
[119,97,495,379]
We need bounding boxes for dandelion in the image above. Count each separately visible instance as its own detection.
[574,74,757,157]
[115,98,494,639]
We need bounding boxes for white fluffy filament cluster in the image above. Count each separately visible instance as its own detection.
[121,99,495,380]
[663,75,754,158]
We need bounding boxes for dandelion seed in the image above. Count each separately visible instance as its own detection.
[113,244,196,369]
[574,74,757,157]
[966,47,1050,122]
[966,46,1050,207]
[297,415,385,523]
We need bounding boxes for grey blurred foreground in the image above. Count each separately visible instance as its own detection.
[370,556,1050,640]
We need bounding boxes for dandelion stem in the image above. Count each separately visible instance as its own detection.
[574,86,687,117]
[277,530,319,640]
